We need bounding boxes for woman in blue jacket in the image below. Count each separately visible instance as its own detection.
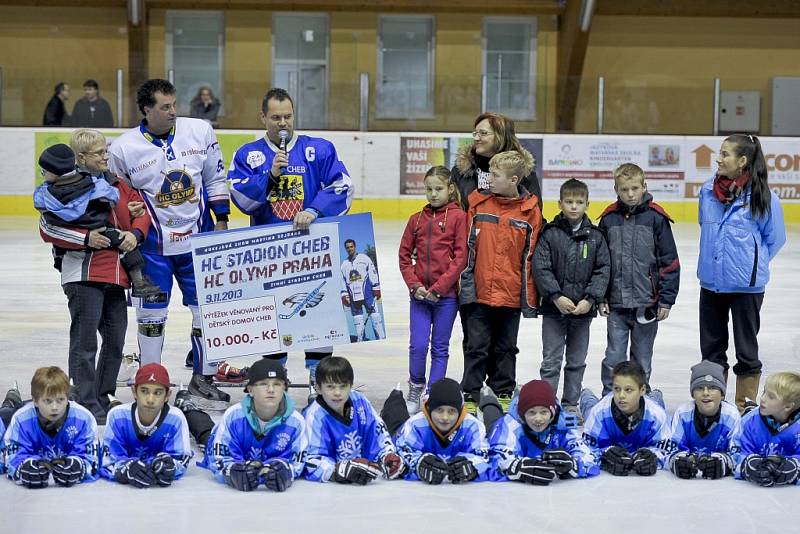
[697,134,786,414]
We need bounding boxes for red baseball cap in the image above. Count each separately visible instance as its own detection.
[134,363,171,388]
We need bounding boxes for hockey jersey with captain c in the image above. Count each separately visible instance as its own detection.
[108,117,230,256]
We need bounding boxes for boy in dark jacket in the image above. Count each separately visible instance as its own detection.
[598,163,680,395]
[533,179,610,419]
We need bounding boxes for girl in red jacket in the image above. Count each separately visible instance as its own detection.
[398,166,468,414]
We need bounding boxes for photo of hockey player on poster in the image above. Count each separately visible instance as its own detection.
[337,212,386,342]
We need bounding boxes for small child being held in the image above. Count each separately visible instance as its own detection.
[304,356,404,484]
[489,380,598,484]
[101,364,192,488]
[735,371,800,487]
[395,377,490,484]
[581,361,670,477]
[398,165,468,414]
[4,366,98,488]
[667,361,741,480]
[200,359,306,492]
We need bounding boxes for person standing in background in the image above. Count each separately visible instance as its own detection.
[43,82,70,126]
[71,79,114,128]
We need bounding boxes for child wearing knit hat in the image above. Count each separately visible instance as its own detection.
[667,361,741,480]
[488,380,598,484]
[394,377,490,484]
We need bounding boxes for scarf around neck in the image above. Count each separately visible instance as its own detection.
[713,172,750,204]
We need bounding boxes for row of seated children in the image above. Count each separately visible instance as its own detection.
[1,358,798,489]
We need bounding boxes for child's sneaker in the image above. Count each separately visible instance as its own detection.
[406,382,425,415]
[174,386,200,413]
[215,362,248,383]
[497,393,514,413]
[2,382,22,410]
[188,374,230,411]
[116,353,140,386]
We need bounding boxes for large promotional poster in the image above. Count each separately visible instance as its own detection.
[190,212,386,363]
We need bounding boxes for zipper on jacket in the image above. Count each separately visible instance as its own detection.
[749,235,758,287]
[426,210,433,289]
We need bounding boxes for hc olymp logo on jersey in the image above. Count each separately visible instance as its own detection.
[155,167,199,208]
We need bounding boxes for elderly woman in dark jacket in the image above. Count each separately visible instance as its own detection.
[450,112,541,211]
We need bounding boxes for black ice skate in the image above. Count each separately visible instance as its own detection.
[174,387,200,414]
[2,381,22,410]
[187,374,230,411]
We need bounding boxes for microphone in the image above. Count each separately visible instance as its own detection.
[278,129,289,171]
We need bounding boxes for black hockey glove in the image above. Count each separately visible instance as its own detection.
[542,448,578,478]
[741,455,774,487]
[505,458,557,486]
[224,461,261,492]
[695,452,732,480]
[669,452,697,479]
[632,448,659,476]
[381,452,406,480]
[51,456,86,487]
[151,453,177,487]
[262,458,293,492]
[16,458,51,489]
[416,453,448,485]
[331,458,382,485]
[115,459,156,488]
[446,456,478,484]
[601,446,634,476]
[766,455,800,486]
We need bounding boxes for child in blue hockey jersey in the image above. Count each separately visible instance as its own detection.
[304,356,404,484]
[200,358,306,492]
[489,380,598,484]
[0,417,6,474]
[395,377,490,484]
[735,371,800,487]
[4,366,98,488]
[101,363,192,488]
[580,361,670,476]
[667,361,741,480]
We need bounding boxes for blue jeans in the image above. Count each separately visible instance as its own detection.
[601,309,659,395]
[540,315,592,406]
[408,296,459,389]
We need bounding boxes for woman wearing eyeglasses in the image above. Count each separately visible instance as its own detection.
[450,112,541,211]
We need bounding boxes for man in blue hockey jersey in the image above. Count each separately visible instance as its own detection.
[303,356,404,484]
[101,363,192,487]
[667,361,741,480]
[228,87,353,391]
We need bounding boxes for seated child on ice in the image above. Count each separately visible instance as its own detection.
[580,361,670,476]
[200,359,306,492]
[4,366,98,488]
[101,363,192,488]
[667,361,741,480]
[489,380,598,484]
[735,371,800,487]
[395,377,490,484]
[304,356,404,484]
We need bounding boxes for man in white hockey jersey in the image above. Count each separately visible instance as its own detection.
[108,79,230,410]
[341,239,385,342]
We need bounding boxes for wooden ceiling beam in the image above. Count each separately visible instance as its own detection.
[597,0,800,19]
[555,0,593,132]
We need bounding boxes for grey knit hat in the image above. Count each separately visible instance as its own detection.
[690,361,727,396]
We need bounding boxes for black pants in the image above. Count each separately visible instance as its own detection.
[185,409,215,447]
[63,281,127,418]
[699,288,764,376]
[461,303,521,399]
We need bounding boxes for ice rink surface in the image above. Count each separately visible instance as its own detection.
[0,217,798,534]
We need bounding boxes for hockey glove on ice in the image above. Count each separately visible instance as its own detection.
[632,448,659,476]
[766,455,800,486]
[224,461,261,492]
[51,456,85,487]
[695,452,732,480]
[331,458,383,485]
[151,453,177,487]
[741,455,774,487]
[115,459,156,488]
[262,459,293,492]
[505,458,557,486]
[542,448,578,478]
[381,452,406,480]
[669,452,697,479]
[601,446,634,476]
[416,454,448,485]
[16,458,51,489]
[446,456,478,484]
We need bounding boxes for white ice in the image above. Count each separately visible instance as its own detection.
[0,217,798,534]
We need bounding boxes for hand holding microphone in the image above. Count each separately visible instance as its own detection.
[270,129,290,179]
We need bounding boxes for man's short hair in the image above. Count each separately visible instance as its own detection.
[560,178,589,200]
[344,239,356,247]
[31,366,70,401]
[612,361,647,388]
[489,151,527,180]
[315,356,354,386]
[70,129,106,154]
[613,163,645,185]
[262,88,294,114]
[765,372,800,409]
[137,79,176,115]
[54,82,67,95]
[83,79,99,90]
